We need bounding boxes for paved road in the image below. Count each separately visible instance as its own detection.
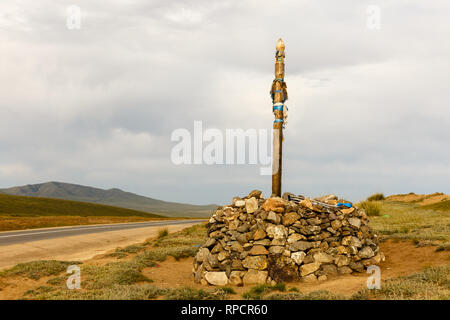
[0,219,205,246]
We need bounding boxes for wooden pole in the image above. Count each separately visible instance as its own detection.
[271,38,287,197]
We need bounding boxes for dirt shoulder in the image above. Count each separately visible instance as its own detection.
[0,222,198,270]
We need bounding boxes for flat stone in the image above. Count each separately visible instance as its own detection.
[242,255,268,270]
[235,200,245,207]
[266,224,288,239]
[334,255,351,267]
[243,270,268,285]
[266,211,279,224]
[287,233,306,243]
[358,246,375,259]
[248,245,269,255]
[268,246,285,255]
[253,239,271,246]
[300,262,321,276]
[302,274,317,282]
[348,217,361,228]
[262,197,286,213]
[289,241,313,252]
[248,190,262,199]
[331,220,342,230]
[270,238,286,246]
[340,207,355,214]
[291,251,306,265]
[253,229,266,240]
[245,197,259,214]
[230,241,244,252]
[349,261,365,272]
[218,251,229,261]
[282,212,300,226]
[338,266,353,274]
[229,271,244,286]
[205,272,228,286]
[195,248,210,263]
[313,252,334,264]
[321,264,338,275]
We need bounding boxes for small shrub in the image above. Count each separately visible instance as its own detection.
[359,201,382,216]
[220,286,236,294]
[367,193,385,201]
[116,245,146,254]
[157,228,169,239]
[243,283,286,300]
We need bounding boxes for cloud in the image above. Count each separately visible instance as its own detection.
[0,0,449,204]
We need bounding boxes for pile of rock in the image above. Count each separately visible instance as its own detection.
[193,190,384,286]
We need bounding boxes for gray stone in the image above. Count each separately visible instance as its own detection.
[338,266,353,274]
[242,256,268,270]
[291,251,306,265]
[245,197,259,214]
[269,246,285,255]
[348,217,361,228]
[313,252,334,264]
[195,248,210,263]
[334,255,351,267]
[243,270,268,285]
[300,262,321,276]
[289,241,313,252]
[358,246,375,259]
[249,245,269,255]
[266,211,280,224]
[205,272,228,286]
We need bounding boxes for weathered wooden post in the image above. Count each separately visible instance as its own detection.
[271,38,287,197]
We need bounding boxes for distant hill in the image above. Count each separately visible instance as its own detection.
[0,193,164,218]
[0,182,216,218]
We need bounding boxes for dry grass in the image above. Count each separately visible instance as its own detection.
[351,266,450,300]
[358,201,382,216]
[369,201,450,247]
[367,193,385,201]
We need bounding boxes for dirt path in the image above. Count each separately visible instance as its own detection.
[0,222,198,270]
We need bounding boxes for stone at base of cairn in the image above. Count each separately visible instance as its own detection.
[193,190,385,286]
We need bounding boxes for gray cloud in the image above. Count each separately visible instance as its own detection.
[0,0,449,204]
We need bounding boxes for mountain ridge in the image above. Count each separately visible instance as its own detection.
[0,182,216,218]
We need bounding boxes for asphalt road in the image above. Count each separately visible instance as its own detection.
[0,219,205,246]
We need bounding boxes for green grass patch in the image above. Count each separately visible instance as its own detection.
[0,260,82,280]
[242,283,286,300]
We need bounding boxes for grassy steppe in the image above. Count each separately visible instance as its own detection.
[0,194,168,231]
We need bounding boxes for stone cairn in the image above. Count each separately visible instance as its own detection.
[193,190,384,286]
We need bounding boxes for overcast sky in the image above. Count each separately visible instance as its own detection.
[1,0,449,205]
